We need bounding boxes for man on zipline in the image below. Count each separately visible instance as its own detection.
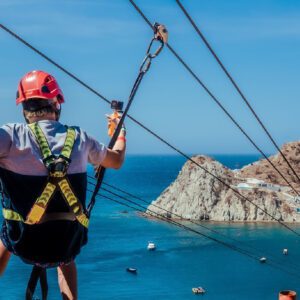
[0,70,126,299]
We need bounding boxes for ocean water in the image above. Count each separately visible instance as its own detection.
[1,154,300,299]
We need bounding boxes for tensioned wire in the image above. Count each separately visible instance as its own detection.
[3,16,300,287]
[1,23,300,238]
[127,0,299,197]
[1,16,299,289]
[126,0,300,235]
[86,185,300,281]
[88,178,300,275]
[0,23,298,196]
[175,0,300,186]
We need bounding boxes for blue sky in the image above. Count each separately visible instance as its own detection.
[1,0,300,154]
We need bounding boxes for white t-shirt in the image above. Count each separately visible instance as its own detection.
[0,120,107,175]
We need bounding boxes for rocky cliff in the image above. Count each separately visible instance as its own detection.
[147,142,300,222]
[240,142,300,191]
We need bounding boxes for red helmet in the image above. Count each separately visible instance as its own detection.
[16,70,64,105]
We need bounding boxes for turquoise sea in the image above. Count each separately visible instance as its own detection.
[1,155,300,299]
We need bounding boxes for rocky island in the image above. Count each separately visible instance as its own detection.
[147,142,300,222]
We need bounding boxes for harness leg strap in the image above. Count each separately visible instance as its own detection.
[58,179,89,228]
[26,266,48,300]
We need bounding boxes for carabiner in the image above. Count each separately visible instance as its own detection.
[140,53,152,73]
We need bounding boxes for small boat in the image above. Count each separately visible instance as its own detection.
[283,248,288,255]
[126,267,137,274]
[192,287,205,294]
[147,242,156,251]
[260,257,267,263]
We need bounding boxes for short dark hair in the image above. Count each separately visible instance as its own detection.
[22,98,58,119]
[22,98,55,112]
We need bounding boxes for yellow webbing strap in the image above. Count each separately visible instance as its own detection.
[28,123,52,160]
[61,127,76,160]
[58,179,89,228]
[4,123,89,227]
[29,122,76,161]
[25,182,56,225]
[3,180,89,227]
[3,208,24,222]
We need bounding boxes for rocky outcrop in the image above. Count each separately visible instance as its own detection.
[239,142,300,192]
[147,142,300,222]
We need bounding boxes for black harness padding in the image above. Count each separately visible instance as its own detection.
[0,167,88,265]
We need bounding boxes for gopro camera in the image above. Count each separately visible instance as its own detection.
[111,100,123,112]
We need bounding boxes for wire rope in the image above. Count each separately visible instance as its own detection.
[127,0,300,238]
[127,0,300,196]
[1,14,299,292]
[87,187,300,281]
[1,22,300,237]
[175,0,300,185]
[88,178,300,273]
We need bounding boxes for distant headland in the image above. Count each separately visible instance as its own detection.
[147,142,300,222]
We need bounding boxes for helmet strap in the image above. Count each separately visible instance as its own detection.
[55,107,61,121]
[23,111,30,124]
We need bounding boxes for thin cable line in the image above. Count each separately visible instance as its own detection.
[88,188,300,281]
[1,22,300,237]
[127,0,300,239]
[127,0,299,197]
[0,24,111,105]
[93,190,261,260]
[2,19,299,286]
[0,23,225,188]
[175,0,300,185]
[90,179,257,248]
[89,178,300,273]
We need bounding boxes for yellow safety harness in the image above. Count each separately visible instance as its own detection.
[2,122,89,228]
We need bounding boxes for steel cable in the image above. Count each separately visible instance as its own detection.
[127,0,300,238]
[88,177,300,274]
[1,17,299,290]
[87,187,300,281]
[127,0,300,196]
[175,0,300,185]
[1,22,300,237]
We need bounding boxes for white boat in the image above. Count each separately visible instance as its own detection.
[192,287,205,294]
[126,267,137,274]
[283,248,288,255]
[260,257,267,263]
[147,242,156,251]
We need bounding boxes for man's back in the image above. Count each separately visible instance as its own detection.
[0,120,106,265]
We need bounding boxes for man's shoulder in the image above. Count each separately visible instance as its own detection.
[2,122,25,128]
[66,125,90,138]
[1,123,26,135]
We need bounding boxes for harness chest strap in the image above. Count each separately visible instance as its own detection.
[2,123,89,228]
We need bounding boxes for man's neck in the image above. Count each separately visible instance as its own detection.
[28,114,57,124]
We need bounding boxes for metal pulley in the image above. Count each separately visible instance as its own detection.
[147,22,168,58]
[154,22,168,44]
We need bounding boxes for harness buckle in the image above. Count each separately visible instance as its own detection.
[25,204,45,225]
[48,157,70,178]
